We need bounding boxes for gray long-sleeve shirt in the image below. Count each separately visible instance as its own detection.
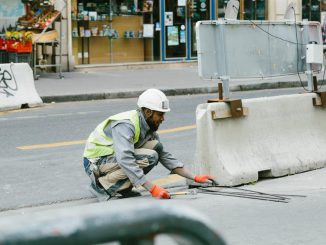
[103,110,184,186]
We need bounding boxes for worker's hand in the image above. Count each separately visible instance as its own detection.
[150,185,171,199]
[194,175,214,183]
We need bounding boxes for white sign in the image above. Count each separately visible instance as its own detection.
[0,63,43,111]
[165,12,173,26]
[143,24,154,38]
[178,0,186,6]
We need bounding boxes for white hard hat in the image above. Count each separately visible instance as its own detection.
[137,88,170,112]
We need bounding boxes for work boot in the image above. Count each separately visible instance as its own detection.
[88,182,111,202]
[117,186,142,198]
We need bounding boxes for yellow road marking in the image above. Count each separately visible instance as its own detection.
[137,174,184,191]
[0,107,42,116]
[152,174,184,187]
[17,140,87,150]
[158,124,196,134]
[17,124,196,150]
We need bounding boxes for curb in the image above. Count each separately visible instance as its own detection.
[41,87,219,103]
[237,80,308,91]
[40,80,313,103]
[74,60,198,72]
[0,175,187,214]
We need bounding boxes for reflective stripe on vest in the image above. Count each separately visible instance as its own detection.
[83,110,140,158]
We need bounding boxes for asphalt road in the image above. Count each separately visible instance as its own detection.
[0,87,306,211]
[1,88,326,245]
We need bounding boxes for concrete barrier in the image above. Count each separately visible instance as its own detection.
[193,93,326,186]
[0,63,43,111]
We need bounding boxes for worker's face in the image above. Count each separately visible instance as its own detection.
[146,110,165,131]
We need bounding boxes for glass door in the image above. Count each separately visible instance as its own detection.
[302,0,321,21]
[241,0,267,20]
[164,0,187,58]
[189,0,211,57]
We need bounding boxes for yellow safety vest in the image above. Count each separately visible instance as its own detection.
[83,110,140,158]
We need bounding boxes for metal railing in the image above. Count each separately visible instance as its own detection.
[0,201,225,245]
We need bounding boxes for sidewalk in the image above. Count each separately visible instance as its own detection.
[34,62,326,103]
[2,63,326,245]
[1,168,326,245]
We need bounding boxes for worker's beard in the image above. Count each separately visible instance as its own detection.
[146,116,159,131]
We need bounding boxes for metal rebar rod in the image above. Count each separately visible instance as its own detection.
[199,188,288,201]
[198,189,289,203]
[225,186,306,199]
[199,191,289,203]
[204,182,306,199]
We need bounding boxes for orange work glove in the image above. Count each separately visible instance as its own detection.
[150,185,171,199]
[194,175,214,183]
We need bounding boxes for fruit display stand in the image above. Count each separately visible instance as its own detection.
[0,37,8,63]
[32,10,63,79]
[18,0,64,79]
[2,31,34,66]
[7,41,33,67]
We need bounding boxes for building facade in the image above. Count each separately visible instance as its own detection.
[1,0,325,70]
[70,0,214,66]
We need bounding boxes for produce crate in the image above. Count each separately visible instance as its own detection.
[7,41,32,53]
[8,52,33,67]
[0,39,6,50]
[5,40,14,49]
[0,50,8,63]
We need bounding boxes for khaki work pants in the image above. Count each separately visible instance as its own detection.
[96,140,160,195]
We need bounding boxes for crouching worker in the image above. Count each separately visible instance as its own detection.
[83,88,213,201]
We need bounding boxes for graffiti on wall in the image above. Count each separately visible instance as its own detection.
[0,67,18,97]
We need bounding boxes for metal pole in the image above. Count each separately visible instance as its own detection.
[59,13,63,78]
[313,75,318,91]
[109,0,113,64]
[306,63,314,91]
[33,43,37,79]
[218,82,223,100]
[66,0,73,71]
[221,76,230,99]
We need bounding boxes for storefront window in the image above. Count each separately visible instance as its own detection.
[302,0,321,21]
[256,0,265,20]
[190,0,210,57]
[72,0,213,64]
[319,1,326,45]
[217,0,267,20]
[243,0,266,20]
[164,0,186,58]
[72,0,157,64]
